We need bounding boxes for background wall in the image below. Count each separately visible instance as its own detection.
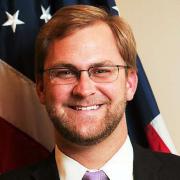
[116,0,180,153]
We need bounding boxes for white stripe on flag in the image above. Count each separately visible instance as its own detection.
[150,114,177,154]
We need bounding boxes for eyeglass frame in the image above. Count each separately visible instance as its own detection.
[42,65,129,85]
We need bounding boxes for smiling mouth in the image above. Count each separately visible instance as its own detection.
[69,105,102,111]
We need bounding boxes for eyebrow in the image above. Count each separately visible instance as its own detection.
[91,60,114,67]
[49,60,114,69]
[49,63,76,69]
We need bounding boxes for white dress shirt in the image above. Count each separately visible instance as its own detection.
[55,136,134,180]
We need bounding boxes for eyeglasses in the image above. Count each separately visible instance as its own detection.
[43,65,129,85]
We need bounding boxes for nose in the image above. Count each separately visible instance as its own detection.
[72,71,96,98]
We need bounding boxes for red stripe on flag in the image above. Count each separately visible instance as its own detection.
[145,123,171,153]
[0,117,50,173]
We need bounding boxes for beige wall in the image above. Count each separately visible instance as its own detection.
[116,0,180,153]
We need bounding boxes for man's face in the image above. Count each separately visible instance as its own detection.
[37,22,137,146]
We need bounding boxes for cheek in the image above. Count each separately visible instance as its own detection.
[97,81,126,103]
[44,85,72,105]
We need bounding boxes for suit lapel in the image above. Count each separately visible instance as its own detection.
[133,144,162,180]
[30,151,60,180]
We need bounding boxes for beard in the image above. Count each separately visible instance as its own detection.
[45,97,126,146]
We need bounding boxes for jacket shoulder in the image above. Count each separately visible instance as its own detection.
[0,163,39,180]
[133,143,180,179]
[0,152,59,180]
[152,149,180,177]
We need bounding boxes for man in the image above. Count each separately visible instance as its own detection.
[1,4,180,180]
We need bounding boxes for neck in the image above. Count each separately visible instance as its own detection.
[55,116,128,169]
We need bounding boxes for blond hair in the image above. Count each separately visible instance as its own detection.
[35,5,137,78]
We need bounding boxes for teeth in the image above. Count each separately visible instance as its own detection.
[74,105,100,111]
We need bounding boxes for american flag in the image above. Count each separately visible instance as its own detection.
[0,0,176,174]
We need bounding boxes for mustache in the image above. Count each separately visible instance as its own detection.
[65,97,110,106]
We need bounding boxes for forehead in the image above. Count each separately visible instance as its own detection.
[45,22,124,69]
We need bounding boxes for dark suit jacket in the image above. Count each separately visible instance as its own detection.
[1,144,180,180]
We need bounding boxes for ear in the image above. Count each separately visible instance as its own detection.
[126,69,138,101]
[36,75,46,105]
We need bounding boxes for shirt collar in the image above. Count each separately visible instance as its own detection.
[102,135,134,180]
[55,146,86,180]
[55,136,133,180]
